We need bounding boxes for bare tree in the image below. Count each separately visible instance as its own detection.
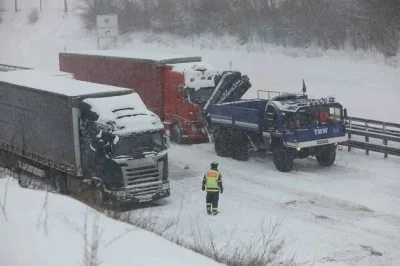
[75,0,399,57]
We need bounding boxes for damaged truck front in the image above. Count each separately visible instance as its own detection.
[0,70,170,206]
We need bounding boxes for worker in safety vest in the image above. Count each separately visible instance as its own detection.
[202,161,223,215]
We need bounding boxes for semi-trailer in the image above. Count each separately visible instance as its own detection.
[0,70,170,205]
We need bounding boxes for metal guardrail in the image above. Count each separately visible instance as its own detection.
[340,116,400,158]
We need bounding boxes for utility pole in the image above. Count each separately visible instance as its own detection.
[14,0,18,12]
[40,0,42,12]
[64,0,68,13]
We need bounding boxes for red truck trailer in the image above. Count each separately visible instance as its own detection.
[59,50,251,143]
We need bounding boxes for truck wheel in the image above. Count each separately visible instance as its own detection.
[272,143,294,172]
[316,144,336,167]
[214,130,232,157]
[232,135,249,161]
[0,150,5,168]
[171,124,183,144]
[54,174,68,194]
[87,188,104,207]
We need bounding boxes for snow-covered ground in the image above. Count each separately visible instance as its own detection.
[0,176,223,266]
[1,5,400,266]
[145,144,400,265]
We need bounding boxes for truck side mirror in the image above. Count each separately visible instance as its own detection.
[343,108,348,118]
[177,85,188,102]
[177,85,184,98]
[165,130,171,149]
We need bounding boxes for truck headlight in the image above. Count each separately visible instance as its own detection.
[112,190,127,197]
[162,183,170,190]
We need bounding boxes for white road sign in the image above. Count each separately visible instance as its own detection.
[97,27,118,38]
[96,14,118,28]
[96,14,119,49]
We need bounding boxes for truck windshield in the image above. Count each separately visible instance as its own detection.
[113,131,165,158]
[290,105,343,128]
[186,86,215,104]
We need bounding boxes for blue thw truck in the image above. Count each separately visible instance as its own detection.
[206,83,348,172]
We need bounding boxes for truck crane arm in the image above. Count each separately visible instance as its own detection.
[202,70,252,115]
[201,71,252,142]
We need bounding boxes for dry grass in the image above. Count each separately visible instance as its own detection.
[103,206,305,266]
[0,174,10,221]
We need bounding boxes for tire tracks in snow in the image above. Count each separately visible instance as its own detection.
[168,144,400,263]
[170,144,400,230]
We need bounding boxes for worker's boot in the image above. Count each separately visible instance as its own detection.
[212,209,219,215]
[207,206,212,215]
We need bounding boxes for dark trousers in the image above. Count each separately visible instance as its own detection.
[206,191,219,212]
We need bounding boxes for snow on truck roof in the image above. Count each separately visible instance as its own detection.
[0,70,163,134]
[19,69,75,78]
[84,94,164,135]
[61,50,202,65]
[0,70,131,97]
[169,61,220,90]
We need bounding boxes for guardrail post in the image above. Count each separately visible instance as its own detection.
[365,121,369,155]
[348,119,352,152]
[383,123,388,158]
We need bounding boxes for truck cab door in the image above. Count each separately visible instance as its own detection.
[264,104,278,132]
[175,85,190,118]
[260,104,278,149]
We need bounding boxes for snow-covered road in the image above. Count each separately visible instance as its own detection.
[127,144,400,265]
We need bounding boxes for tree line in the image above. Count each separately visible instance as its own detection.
[78,0,400,57]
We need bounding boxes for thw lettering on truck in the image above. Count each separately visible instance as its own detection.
[314,128,328,135]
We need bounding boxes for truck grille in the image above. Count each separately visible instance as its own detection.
[126,165,159,185]
[122,160,164,197]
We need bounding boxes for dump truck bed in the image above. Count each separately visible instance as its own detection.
[208,99,268,131]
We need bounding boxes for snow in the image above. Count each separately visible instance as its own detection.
[1,6,400,266]
[269,96,338,112]
[170,62,220,90]
[84,93,164,135]
[0,70,131,97]
[62,50,202,64]
[18,69,75,78]
[0,177,223,266]
[139,144,400,265]
[0,10,398,122]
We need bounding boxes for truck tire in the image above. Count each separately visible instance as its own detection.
[0,150,5,168]
[171,123,183,144]
[232,134,249,161]
[214,130,232,157]
[85,187,104,207]
[272,143,294,172]
[316,144,336,167]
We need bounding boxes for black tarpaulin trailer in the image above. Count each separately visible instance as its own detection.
[0,70,131,175]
